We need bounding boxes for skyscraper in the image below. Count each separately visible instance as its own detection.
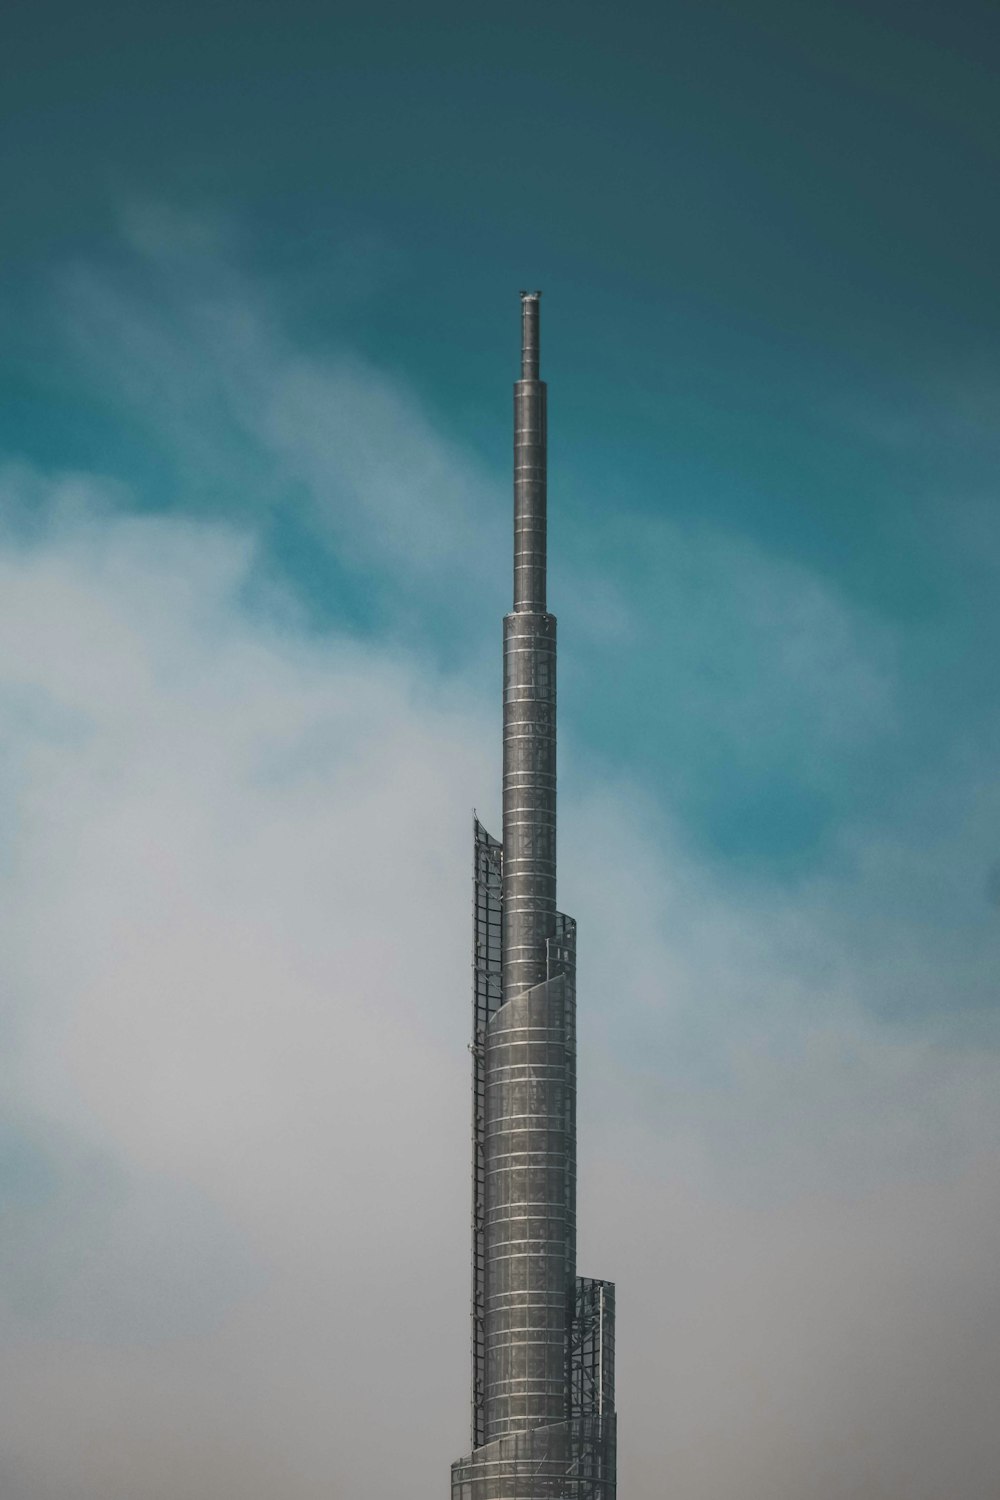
[451,294,617,1500]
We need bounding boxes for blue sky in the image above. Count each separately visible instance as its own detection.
[4,0,999,892]
[1,4,999,1497]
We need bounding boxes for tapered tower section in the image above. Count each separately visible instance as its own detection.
[452,296,616,1500]
[503,290,556,1005]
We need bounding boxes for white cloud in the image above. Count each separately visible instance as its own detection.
[55,214,506,623]
[3,220,999,1496]
[0,471,997,1499]
[0,488,483,1495]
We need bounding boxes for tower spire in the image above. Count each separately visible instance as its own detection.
[513,291,547,614]
[452,293,617,1500]
[520,288,540,378]
[505,291,555,1000]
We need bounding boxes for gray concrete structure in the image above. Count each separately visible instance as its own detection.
[451,295,617,1500]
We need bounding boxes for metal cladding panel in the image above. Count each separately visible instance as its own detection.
[483,965,576,1441]
[571,1279,616,1430]
[472,820,504,1448]
[451,1418,616,1500]
[502,609,557,1003]
[514,292,546,613]
[514,379,547,614]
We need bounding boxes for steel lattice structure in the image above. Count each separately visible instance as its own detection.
[451,294,617,1500]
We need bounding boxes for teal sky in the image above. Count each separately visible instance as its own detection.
[3,0,999,958]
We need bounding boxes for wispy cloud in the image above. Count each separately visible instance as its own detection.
[55,204,506,628]
[1,462,997,1498]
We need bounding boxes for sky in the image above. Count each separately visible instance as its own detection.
[1,2,999,1497]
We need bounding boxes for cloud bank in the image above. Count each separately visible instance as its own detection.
[1,223,998,1498]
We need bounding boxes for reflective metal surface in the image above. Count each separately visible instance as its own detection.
[453,294,616,1500]
[484,955,576,1438]
[504,290,555,1005]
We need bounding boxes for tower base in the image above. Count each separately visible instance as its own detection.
[451,1416,616,1500]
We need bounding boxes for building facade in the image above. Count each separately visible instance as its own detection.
[451,293,617,1500]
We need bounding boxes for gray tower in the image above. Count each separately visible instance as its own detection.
[451,294,617,1500]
